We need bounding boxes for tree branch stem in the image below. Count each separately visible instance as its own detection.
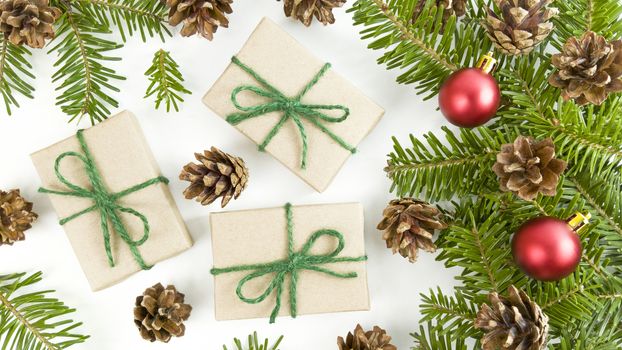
[0,289,58,350]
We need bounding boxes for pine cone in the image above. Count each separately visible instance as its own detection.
[475,285,549,350]
[492,136,567,201]
[0,189,37,246]
[484,0,557,56]
[412,0,468,31]
[337,324,397,350]
[377,198,447,263]
[549,31,622,105]
[179,147,249,208]
[279,0,346,27]
[0,0,61,48]
[133,283,192,343]
[165,0,232,40]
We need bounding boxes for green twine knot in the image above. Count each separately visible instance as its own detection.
[226,56,357,169]
[210,203,367,323]
[39,130,169,270]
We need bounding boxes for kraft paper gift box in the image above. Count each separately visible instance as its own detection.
[203,18,385,192]
[31,111,193,291]
[210,202,370,322]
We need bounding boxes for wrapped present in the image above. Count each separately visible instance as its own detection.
[203,18,384,192]
[210,202,369,322]
[31,111,193,291]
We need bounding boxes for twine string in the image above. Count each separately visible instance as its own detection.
[210,203,367,323]
[226,56,356,169]
[38,130,168,270]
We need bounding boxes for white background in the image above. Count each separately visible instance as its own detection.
[0,2,462,349]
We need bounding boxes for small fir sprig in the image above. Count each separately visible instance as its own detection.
[0,39,34,115]
[49,1,125,124]
[0,272,89,349]
[78,0,171,42]
[223,332,284,350]
[145,49,191,112]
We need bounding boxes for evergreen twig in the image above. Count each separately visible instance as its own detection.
[0,38,35,115]
[49,1,125,124]
[411,321,468,350]
[348,0,493,100]
[0,272,89,350]
[385,126,516,201]
[223,332,284,350]
[145,49,191,112]
[77,0,171,42]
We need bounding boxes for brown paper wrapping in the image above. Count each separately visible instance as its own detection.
[31,111,193,291]
[203,18,385,192]
[210,202,369,321]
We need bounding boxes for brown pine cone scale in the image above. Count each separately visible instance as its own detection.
[377,198,447,263]
[337,324,397,350]
[0,0,61,48]
[0,189,37,246]
[134,283,192,343]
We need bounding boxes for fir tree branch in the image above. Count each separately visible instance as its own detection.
[554,297,622,349]
[418,288,479,342]
[563,174,622,266]
[144,49,191,112]
[76,0,171,42]
[540,285,586,310]
[370,0,458,71]
[222,332,283,350]
[0,272,89,350]
[411,321,468,350]
[494,55,559,128]
[49,2,125,124]
[439,197,526,296]
[385,126,515,201]
[0,38,35,116]
[553,0,622,49]
[513,97,622,181]
[349,0,492,99]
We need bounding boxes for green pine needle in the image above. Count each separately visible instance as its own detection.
[0,272,89,350]
[0,39,35,116]
[223,332,284,350]
[145,49,191,112]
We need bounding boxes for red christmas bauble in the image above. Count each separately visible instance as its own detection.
[438,68,500,128]
[512,217,582,281]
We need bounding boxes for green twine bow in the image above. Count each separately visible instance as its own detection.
[226,56,357,169]
[38,130,169,270]
[210,203,367,324]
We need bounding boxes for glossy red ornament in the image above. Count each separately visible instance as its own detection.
[512,213,589,281]
[438,53,501,128]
